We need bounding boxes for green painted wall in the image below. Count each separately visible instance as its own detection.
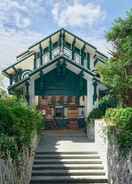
[35,68,87,96]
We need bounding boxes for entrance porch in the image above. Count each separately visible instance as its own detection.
[38,96,86,129]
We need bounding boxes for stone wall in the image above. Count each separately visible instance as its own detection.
[0,133,38,184]
[86,119,132,183]
[95,119,108,175]
[108,131,132,184]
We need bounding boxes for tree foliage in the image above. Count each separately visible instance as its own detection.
[0,97,43,160]
[97,10,132,106]
[105,107,132,155]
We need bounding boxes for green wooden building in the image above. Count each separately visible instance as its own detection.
[2,28,107,129]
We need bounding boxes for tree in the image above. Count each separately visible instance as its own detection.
[97,9,132,107]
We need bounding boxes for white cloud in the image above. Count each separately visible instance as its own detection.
[52,0,105,27]
[0,0,45,71]
[0,0,44,30]
[0,28,43,71]
[86,36,111,56]
[0,27,43,88]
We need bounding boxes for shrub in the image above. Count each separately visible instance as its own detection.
[0,97,43,160]
[87,95,117,122]
[87,108,105,121]
[105,107,132,154]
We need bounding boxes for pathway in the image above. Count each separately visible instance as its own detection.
[30,130,108,184]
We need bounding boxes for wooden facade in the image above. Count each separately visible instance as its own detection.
[2,28,107,129]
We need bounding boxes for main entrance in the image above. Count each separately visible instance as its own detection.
[34,63,87,129]
[38,96,85,129]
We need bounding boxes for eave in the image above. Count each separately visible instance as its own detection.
[8,55,101,91]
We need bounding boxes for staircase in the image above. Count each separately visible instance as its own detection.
[30,151,108,184]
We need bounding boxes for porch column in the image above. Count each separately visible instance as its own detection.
[86,76,94,115]
[29,76,38,106]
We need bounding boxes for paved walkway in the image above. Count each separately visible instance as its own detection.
[36,130,97,153]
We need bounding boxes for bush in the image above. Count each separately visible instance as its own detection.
[87,95,117,122]
[105,107,132,154]
[0,97,43,160]
[87,108,105,121]
[99,95,117,111]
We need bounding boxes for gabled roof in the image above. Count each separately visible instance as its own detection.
[8,55,99,91]
[3,28,108,77]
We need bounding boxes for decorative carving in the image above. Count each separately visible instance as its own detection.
[21,70,32,80]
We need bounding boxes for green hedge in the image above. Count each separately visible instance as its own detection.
[105,107,132,154]
[87,95,117,122]
[0,97,43,160]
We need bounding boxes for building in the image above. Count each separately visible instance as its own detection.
[2,28,107,129]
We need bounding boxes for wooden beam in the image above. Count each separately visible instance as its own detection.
[81,43,86,66]
[72,37,76,60]
[87,53,90,70]
[9,74,13,86]
[34,52,37,69]
[93,78,97,104]
[60,29,64,55]
[49,37,52,60]
[25,81,30,104]
[39,43,43,66]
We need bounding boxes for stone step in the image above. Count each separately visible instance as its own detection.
[33,159,102,165]
[30,175,108,183]
[35,151,98,155]
[32,164,104,170]
[32,170,106,176]
[35,154,100,159]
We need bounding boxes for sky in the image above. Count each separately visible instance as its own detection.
[0,0,132,73]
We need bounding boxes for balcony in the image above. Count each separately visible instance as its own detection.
[35,46,89,71]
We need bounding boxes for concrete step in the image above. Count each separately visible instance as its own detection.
[35,151,98,155]
[30,175,108,183]
[32,164,104,170]
[32,170,106,176]
[35,154,100,159]
[33,159,102,165]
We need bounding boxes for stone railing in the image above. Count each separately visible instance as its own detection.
[0,133,39,184]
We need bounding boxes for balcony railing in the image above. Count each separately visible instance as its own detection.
[52,47,60,59]
[43,53,49,65]
[64,47,72,59]
[35,46,89,70]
